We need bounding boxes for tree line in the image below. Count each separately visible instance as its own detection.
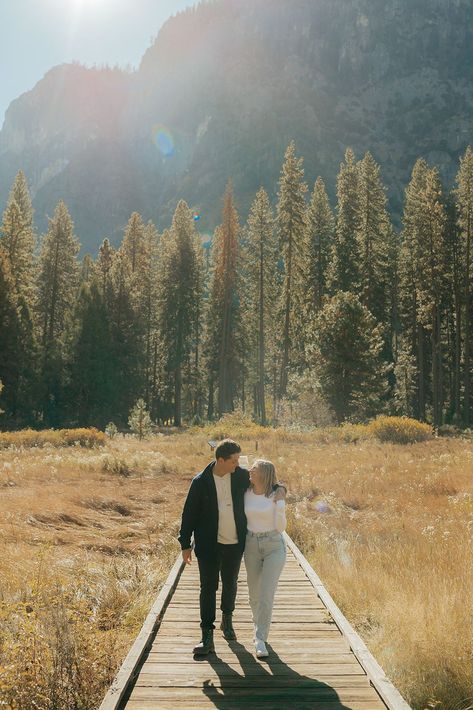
[2,142,473,429]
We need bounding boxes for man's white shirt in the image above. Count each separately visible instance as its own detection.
[213,472,238,544]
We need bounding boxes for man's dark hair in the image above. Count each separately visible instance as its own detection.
[215,439,241,460]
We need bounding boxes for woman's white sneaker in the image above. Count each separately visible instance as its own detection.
[255,638,269,658]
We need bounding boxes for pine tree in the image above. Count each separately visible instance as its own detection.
[444,193,462,424]
[0,172,38,423]
[415,167,447,428]
[156,201,200,426]
[398,160,448,426]
[204,182,242,416]
[69,282,114,426]
[306,177,334,312]
[455,145,473,425]
[97,238,115,304]
[307,291,388,423]
[327,148,361,295]
[36,201,80,424]
[245,187,278,423]
[108,248,143,423]
[398,159,430,420]
[0,170,36,305]
[0,248,22,420]
[128,398,153,439]
[142,221,160,408]
[356,152,391,326]
[121,212,147,274]
[277,142,308,397]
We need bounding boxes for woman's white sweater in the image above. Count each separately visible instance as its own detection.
[244,489,286,533]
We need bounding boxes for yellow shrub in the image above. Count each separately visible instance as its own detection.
[0,427,106,449]
[368,416,433,444]
[197,411,271,441]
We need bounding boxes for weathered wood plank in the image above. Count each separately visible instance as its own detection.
[124,701,386,710]
[126,686,387,701]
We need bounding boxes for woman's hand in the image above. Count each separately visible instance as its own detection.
[273,486,286,502]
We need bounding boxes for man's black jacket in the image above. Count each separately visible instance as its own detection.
[178,461,250,559]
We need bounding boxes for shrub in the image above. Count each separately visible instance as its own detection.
[105,422,118,439]
[204,409,270,441]
[0,428,106,449]
[101,455,131,477]
[368,416,433,444]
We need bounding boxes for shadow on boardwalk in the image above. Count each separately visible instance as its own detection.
[198,640,353,709]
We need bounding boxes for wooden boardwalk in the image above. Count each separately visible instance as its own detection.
[100,535,411,710]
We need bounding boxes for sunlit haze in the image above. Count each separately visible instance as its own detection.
[0,0,196,125]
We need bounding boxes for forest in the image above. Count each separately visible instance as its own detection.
[2,142,473,431]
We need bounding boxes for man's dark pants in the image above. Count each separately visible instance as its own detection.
[197,543,243,629]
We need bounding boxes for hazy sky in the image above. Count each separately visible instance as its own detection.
[0,0,197,126]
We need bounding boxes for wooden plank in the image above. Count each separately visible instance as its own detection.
[124,702,386,710]
[137,662,363,676]
[127,686,387,701]
[99,554,185,710]
[283,534,411,710]
[134,677,371,688]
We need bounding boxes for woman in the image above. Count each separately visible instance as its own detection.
[244,459,286,658]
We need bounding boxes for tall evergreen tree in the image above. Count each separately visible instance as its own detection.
[108,248,143,423]
[455,145,473,425]
[307,291,388,423]
[398,159,430,420]
[36,201,80,424]
[444,193,462,424]
[277,141,308,397]
[327,148,361,295]
[397,160,448,426]
[0,248,22,422]
[121,212,147,274]
[245,187,278,423]
[416,167,447,428]
[356,152,391,326]
[306,177,334,313]
[0,170,36,305]
[69,282,113,426]
[204,182,242,416]
[156,201,199,426]
[0,171,38,423]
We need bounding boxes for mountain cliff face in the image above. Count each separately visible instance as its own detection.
[1,0,472,253]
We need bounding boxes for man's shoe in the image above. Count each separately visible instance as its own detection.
[220,613,237,641]
[255,638,269,658]
[193,628,215,655]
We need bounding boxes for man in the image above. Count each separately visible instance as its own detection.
[178,439,285,655]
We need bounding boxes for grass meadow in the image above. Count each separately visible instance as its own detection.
[0,426,472,709]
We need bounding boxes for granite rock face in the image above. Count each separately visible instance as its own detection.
[1,0,472,253]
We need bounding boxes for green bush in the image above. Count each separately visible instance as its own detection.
[368,416,433,444]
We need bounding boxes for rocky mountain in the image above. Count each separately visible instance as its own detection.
[1,0,473,254]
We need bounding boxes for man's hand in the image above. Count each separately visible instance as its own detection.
[182,548,193,565]
[273,486,286,502]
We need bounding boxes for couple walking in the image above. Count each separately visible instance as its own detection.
[178,439,287,658]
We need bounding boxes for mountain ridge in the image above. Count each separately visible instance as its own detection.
[1,0,472,253]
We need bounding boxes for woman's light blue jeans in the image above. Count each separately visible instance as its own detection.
[244,530,286,642]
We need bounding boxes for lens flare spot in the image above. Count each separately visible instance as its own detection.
[151,124,175,157]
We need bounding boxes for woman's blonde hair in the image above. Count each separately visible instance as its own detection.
[252,459,278,497]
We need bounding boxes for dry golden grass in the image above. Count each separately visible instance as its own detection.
[0,427,472,709]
